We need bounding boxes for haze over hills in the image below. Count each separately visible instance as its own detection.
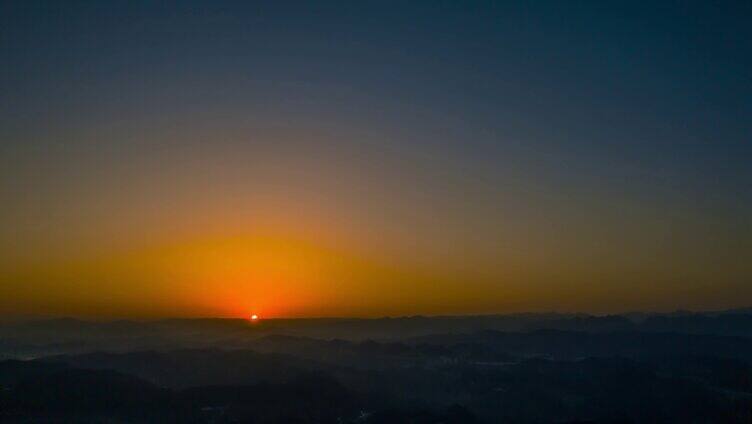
[5,308,752,357]
[4,309,752,422]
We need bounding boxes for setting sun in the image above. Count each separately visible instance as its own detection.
[0,1,749,421]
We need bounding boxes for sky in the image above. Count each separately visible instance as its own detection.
[1,0,750,318]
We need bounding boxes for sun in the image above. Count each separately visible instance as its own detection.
[250,314,259,321]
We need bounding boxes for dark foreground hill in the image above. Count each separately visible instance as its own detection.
[0,360,474,423]
[3,336,752,423]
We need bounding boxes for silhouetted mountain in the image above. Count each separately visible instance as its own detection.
[46,348,320,388]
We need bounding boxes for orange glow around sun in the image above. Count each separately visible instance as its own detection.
[150,234,337,318]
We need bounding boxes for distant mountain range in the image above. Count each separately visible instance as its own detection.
[4,308,752,359]
[4,309,752,422]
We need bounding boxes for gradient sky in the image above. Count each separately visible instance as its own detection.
[1,1,750,318]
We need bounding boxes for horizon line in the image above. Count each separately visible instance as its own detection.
[2,306,751,323]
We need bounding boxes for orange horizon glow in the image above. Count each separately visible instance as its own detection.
[1,226,750,319]
[1,150,750,319]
